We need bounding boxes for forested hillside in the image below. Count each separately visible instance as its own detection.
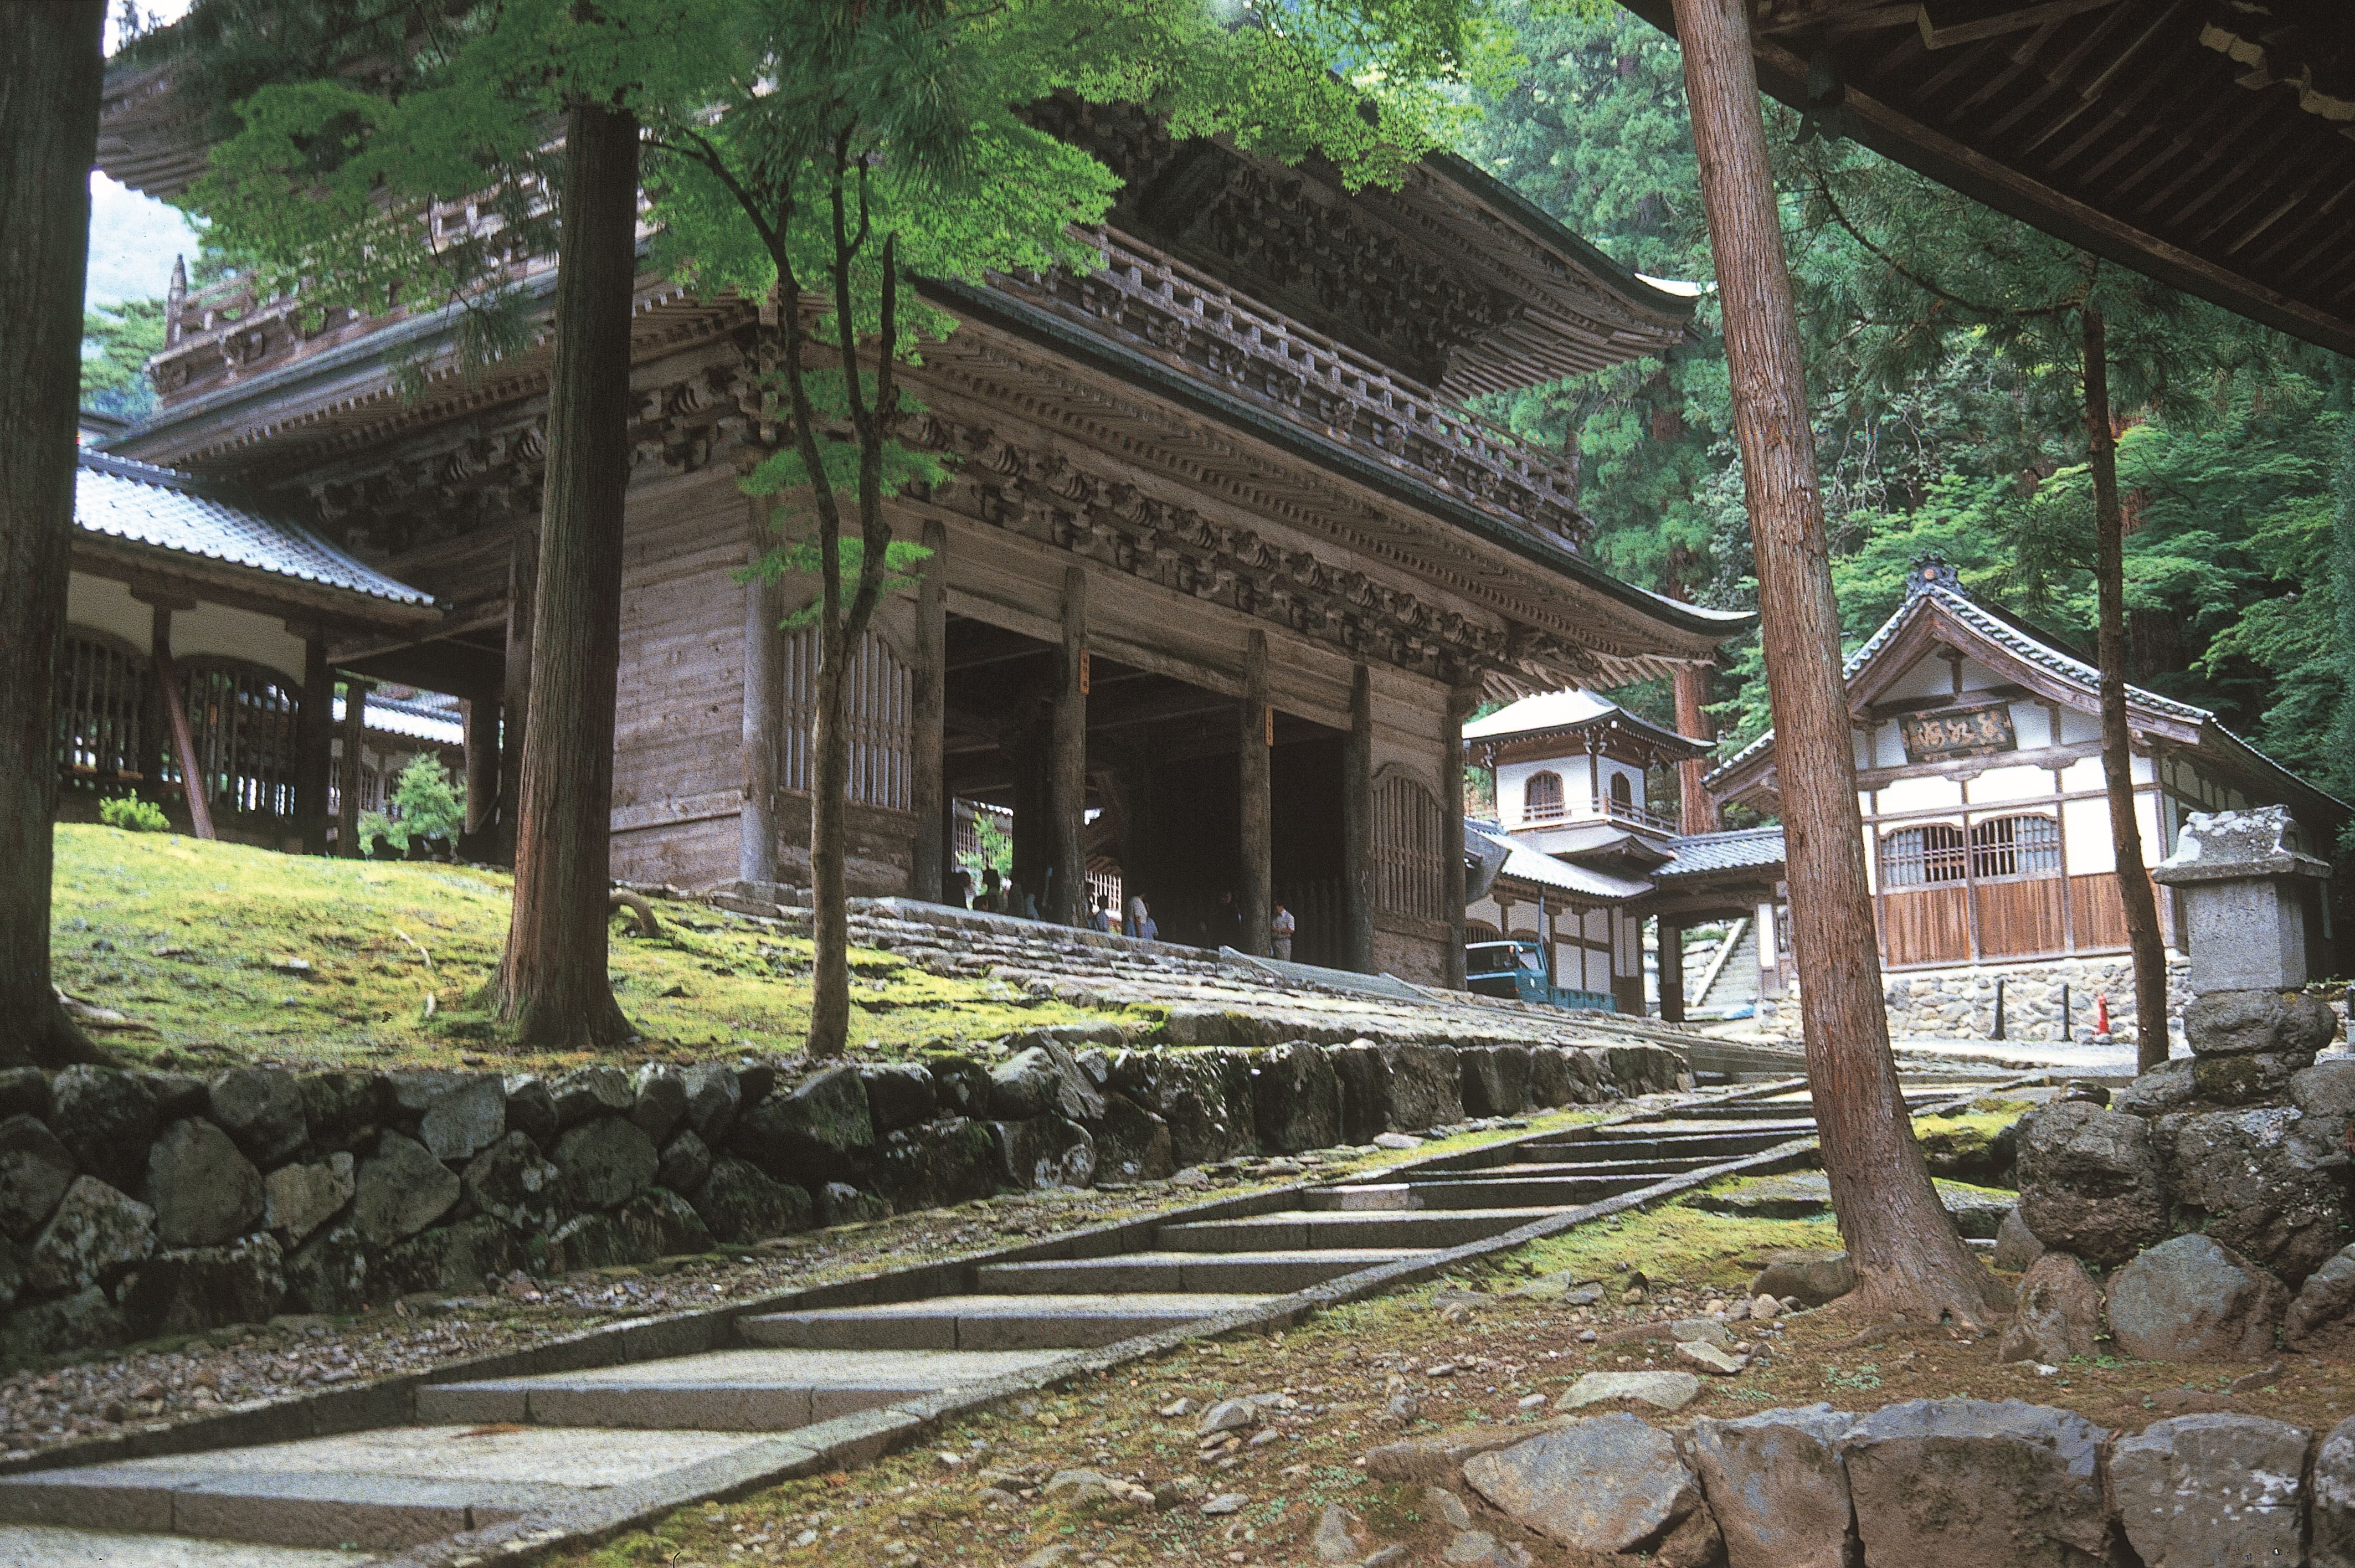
[1456,5,2355,808]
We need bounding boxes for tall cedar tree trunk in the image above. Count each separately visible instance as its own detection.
[2084,308,2171,1072]
[1669,0,2006,1322]
[0,0,107,1070]
[489,104,638,1048]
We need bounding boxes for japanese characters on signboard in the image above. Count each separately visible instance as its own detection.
[1898,699,2017,763]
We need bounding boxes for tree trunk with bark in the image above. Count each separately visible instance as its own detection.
[2083,307,2171,1073]
[1670,0,2006,1324]
[806,609,856,1052]
[487,103,639,1050]
[0,0,107,1069]
[739,494,781,890]
[1674,661,1719,835]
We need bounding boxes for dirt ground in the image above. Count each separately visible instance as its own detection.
[546,1193,2350,1568]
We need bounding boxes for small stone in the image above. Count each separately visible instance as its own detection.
[1749,1251,1854,1308]
[1386,1392,1420,1421]
[1363,1548,1410,1568]
[1374,1132,1421,1150]
[1670,1317,1732,1349]
[1750,1294,1780,1320]
[1425,1485,1474,1531]
[1559,1371,1703,1413]
[1996,1252,2102,1366]
[1199,1492,1247,1516]
[1312,1502,1358,1563]
[1199,1397,1257,1435]
[1159,1397,1195,1418]
[1675,1341,1745,1376]
[1993,1207,2047,1273]
[122,1233,286,1336]
[26,1175,154,1293]
[815,1181,888,1227]
[1516,1392,1549,1410]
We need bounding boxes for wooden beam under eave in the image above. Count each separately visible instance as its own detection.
[1917,0,2119,49]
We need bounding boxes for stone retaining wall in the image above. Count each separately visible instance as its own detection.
[0,1036,1683,1367]
[1405,1397,2355,1568]
[1748,955,2198,1043]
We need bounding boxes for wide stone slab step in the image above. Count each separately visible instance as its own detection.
[1411,1153,1740,1183]
[1689,1171,2016,1238]
[737,1293,1267,1351]
[1504,1130,1804,1164]
[974,1250,1425,1295]
[0,1425,762,1552]
[1318,1174,1669,1211]
[1155,1208,1568,1252]
[418,1347,1067,1430]
[0,1525,371,1567]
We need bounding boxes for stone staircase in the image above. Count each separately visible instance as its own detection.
[0,1075,2007,1567]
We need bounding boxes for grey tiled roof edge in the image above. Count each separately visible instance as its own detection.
[76,449,439,610]
[1655,825,1787,881]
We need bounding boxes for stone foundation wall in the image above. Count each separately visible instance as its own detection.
[0,1035,1683,1367]
[1749,955,2198,1043]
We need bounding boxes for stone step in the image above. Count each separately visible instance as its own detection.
[1155,1208,1567,1252]
[1508,1130,1806,1163]
[1574,1117,1821,1140]
[737,1293,1266,1351]
[0,1525,372,1567]
[1408,1154,1731,1182]
[1322,1174,1667,1211]
[973,1250,1426,1295]
[419,1347,1067,1430]
[0,1425,760,1554]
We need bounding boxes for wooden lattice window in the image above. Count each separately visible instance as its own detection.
[1971,813,2061,881]
[1523,770,1564,822]
[1881,823,1967,887]
[57,634,153,795]
[1374,773,1448,921]
[781,627,913,811]
[168,659,303,819]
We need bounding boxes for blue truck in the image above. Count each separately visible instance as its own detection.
[1463,938,1614,1011]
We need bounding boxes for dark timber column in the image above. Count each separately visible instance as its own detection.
[295,632,334,855]
[739,495,781,889]
[1441,689,1472,988]
[336,676,370,857]
[1341,662,1376,972]
[1009,721,1045,906]
[1675,662,1720,835]
[910,518,949,903]
[1238,629,1272,957]
[462,692,500,842]
[1658,919,1686,1022]
[497,526,537,864]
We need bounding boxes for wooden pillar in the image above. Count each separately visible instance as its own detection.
[1442,688,1472,988]
[337,676,370,857]
[462,692,499,841]
[1009,723,1045,908]
[1658,919,1686,1023]
[496,526,536,865]
[738,495,782,888]
[1341,661,1375,973]
[1048,565,1089,926]
[148,604,214,841]
[910,517,949,903]
[294,631,333,855]
[1674,662,1720,835]
[1238,628,1272,957]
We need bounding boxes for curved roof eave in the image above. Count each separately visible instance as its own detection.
[1426,150,1703,332]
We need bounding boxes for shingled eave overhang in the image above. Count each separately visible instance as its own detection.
[925,276,1754,651]
[1704,582,2349,826]
[1463,703,1711,768]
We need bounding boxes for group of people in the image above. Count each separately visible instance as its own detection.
[943,863,1294,957]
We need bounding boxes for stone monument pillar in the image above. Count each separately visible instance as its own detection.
[2152,805,2337,1101]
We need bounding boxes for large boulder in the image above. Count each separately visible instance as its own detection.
[122,1233,285,1336]
[2297,1060,2355,1120]
[551,1116,659,1212]
[380,1216,526,1294]
[1750,1250,1855,1308]
[1462,1415,1709,1555]
[549,1065,634,1128]
[733,1067,875,1183]
[919,1054,992,1118]
[2111,1058,2197,1118]
[859,1065,938,1133]
[47,1066,158,1191]
[1251,1042,1342,1153]
[1142,1055,1250,1166]
[26,1176,155,1294]
[1329,1042,1394,1144]
[689,1154,811,1243]
[1525,1047,1584,1110]
[1995,1252,2102,1366]
[501,1076,558,1149]
[2182,988,2339,1056]
[1688,1404,1857,1568]
[2289,1241,2355,1355]
[1094,1094,1175,1183]
[1457,1046,1529,1118]
[1381,1044,1463,1130]
[0,1286,128,1364]
[2312,1415,2355,1567]
[145,1118,264,1249]
[2190,1051,2311,1107]
[619,1188,716,1256]
[206,1068,308,1165]
[988,1044,1105,1122]
[462,1132,567,1232]
[678,1064,742,1144]
[629,1065,687,1145]
[2108,1233,2288,1361]
[656,1128,713,1197]
[262,1153,354,1248]
[546,1191,713,1273]
[2151,1105,2351,1287]
[351,1131,461,1246]
[280,1223,369,1314]
[0,1114,75,1240]
[417,1076,506,1164]
[2110,1413,2308,1568]
[2013,1099,2170,1266]
[1840,1399,2112,1568]
[873,1118,997,1210]
[991,1115,1097,1190]
[298,1072,384,1154]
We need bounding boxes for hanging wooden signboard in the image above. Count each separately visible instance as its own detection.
[1899,698,2017,763]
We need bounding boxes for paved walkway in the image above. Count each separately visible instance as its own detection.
[0,1073,2009,1566]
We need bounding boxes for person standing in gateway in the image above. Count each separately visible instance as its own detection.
[1271,903,1296,962]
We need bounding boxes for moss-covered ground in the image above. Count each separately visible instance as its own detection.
[48,825,1125,1072]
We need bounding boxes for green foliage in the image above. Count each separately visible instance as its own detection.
[357,754,467,858]
[97,796,171,834]
[83,296,166,420]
